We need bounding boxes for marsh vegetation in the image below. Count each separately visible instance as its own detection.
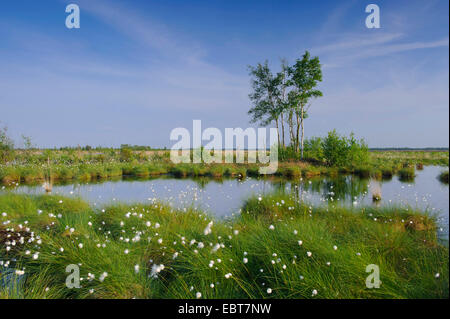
[0,193,447,299]
[1,147,448,186]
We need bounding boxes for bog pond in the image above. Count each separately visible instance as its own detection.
[5,165,449,238]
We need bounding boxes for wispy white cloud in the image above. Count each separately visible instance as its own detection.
[313,32,448,68]
[312,33,403,54]
[349,38,449,59]
[74,0,249,101]
[2,0,249,110]
[76,0,204,61]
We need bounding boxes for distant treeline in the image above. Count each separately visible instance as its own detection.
[14,146,450,152]
[53,145,167,151]
[369,147,449,151]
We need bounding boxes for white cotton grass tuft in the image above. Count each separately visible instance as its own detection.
[203,221,213,235]
[99,272,108,282]
[150,264,165,278]
[211,243,221,253]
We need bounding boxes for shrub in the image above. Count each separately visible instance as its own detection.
[303,137,324,162]
[0,126,14,164]
[278,145,299,161]
[322,130,369,167]
[120,147,134,162]
[322,130,349,166]
[347,133,369,166]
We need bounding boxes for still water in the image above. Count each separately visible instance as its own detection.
[9,166,449,237]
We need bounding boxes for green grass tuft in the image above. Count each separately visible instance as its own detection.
[0,193,447,299]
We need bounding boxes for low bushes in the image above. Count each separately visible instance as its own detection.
[323,130,369,167]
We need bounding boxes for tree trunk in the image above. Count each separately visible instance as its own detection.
[295,109,300,154]
[288,110,294,147]
[280,112,285,148]
[275,118,280,148]
[300,104,304,160]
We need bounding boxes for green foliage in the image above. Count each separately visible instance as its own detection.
[21,135,34,150]
[278,145,300,161]
[287,51,323,104]
[119,147,134,162]
[0,125,14,164]
[248,61,282,127]
[303,137,324,162]
[0,145,447,187]
[120,144,152,151]
[347,134,369,165]
[248,52,323,155]
[322,130,369,167]
[322,130,351,166]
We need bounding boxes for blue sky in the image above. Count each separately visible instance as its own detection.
[0,0,448,148]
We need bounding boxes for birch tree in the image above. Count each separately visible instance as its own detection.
[288,51,323,159]
[248,61,282,146]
